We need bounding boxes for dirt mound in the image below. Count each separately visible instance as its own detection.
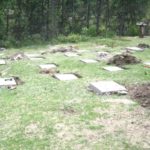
[40,68,59,75]
[51,46,77,53]
[107,53,141,66]
[128,83,150,108]
[10,52,28,61]
[138,43,150,49]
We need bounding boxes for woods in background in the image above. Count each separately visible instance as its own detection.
[0,0,150,46]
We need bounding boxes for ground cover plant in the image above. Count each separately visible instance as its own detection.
[0,36,150,150]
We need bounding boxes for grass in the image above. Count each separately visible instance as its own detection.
[0,36,150,150]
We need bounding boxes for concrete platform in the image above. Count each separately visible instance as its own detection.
[89,81,127,94]
[126,47,144,52]
[64,52,79,57]
[0,59,6,65]
[39,64,57,70]
[0,78,16,87]
[80,59,98,64]
[54,74,78,81]
[103,66,123,72]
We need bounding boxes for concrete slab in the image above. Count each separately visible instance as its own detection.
[80,59,98,64]
[89,81,127,94]
[64,52,79,57]
[126,47,144,52]
[0,78,16,87]
[54,73,78,81]
[144,62,150,68]
[25,53,42,58]
[39,64,57,70]
[0,59,6,65]
[103,66,123,72]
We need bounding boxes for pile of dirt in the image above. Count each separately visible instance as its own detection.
[40,68,59,75]
[128,83,150,108]
[138,43,150,49]
[51,46,78,53]
[107,53,141,66]
[9,52,28,61]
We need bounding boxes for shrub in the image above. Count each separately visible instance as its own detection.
[56,34,89,43]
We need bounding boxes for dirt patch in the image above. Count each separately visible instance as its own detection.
[92,105,150,148]
[60,106,77,115]
[9,52,28,61]
[138,43,150,49]
[40,68,59,75]
[107,53,141,66]
[51,45,78,53]
[128,83,150,108]
[24,123,44,139]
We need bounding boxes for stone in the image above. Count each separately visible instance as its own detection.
[80,59,98,64]
[0,59,6,65]
[126,47,144,52]
[89,81,127,94]
[103,66,123,72]
[0,78,16,87]
[64,52,79,57]
[39,64,57,70]
[54,74,78,81]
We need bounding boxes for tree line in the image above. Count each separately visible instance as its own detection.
[0,0,149,44]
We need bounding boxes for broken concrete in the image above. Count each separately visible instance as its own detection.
[103,66,123,72]
[89,81,127,95]
[80,59,98,64]
[53,73,78,81]
[0,78,16,87]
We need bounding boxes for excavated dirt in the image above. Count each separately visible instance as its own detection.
[128,83,150,108]
[51,46,78,53]
[39,68,59,75]
[9,52,28,61]
[138,43,150,49]
[107,53,141,66]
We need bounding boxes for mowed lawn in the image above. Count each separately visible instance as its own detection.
[0,36,150,150]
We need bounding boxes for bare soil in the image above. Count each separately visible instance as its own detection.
[128,83,150,108]
[108,53,141,66]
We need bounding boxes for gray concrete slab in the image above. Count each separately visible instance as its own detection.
[80,59,98,64]
[0,59,6,65]
[54,74,78,81]
[39,64,57,70]
[144,62,150,67]
[0,78,16,87]
[64,52,79,57]
[126,47,144,52]
[103,66,123,72]
[89,80,127,94]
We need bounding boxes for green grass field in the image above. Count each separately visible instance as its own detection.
[0,36,150,150]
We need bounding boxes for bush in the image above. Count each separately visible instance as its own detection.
[82,26,97,37]
[127,25,139,36]
[56,34,89,43]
